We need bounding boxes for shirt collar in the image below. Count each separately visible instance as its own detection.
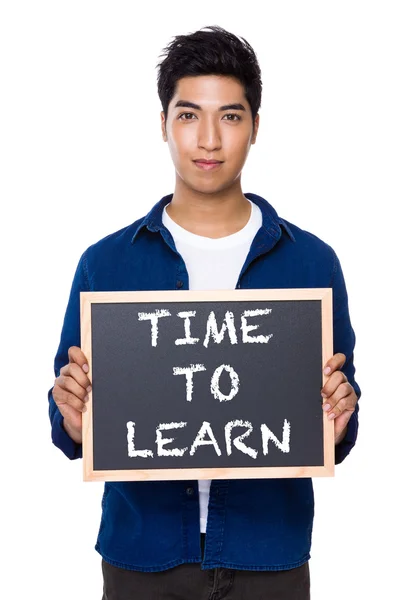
[131,192,295,244]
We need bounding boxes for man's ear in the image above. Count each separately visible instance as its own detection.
[161,111,167,142]
[251,113,260,144]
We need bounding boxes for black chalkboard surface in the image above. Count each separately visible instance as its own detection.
[81,289,334,481]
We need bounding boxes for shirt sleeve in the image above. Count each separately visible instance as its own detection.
[330,250,361,465]
[48,251,90,460]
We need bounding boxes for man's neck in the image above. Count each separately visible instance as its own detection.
[166,179,251,239]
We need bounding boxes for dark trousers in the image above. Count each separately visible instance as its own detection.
[102,535,310,600]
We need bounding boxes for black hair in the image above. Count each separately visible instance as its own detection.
[156,25,262,126]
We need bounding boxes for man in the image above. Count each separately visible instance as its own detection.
[49,25,360,600]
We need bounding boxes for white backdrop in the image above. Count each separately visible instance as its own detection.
[1,1,416,598]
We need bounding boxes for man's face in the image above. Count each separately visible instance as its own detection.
[161,75,259,195]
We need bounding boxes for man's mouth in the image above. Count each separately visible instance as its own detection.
[193,159,223,171]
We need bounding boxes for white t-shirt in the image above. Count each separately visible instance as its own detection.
[162,198,263,533]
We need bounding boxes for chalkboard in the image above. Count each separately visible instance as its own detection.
[80,289,334,482]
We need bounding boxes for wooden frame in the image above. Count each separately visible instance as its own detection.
[81,288,334,482]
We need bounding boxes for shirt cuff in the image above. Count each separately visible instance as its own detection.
[335,408,358,465]
[51,410,83,460]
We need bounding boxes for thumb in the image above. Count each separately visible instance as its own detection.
[334,410,353,441]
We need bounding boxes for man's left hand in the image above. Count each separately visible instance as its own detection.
[321,353,358,445]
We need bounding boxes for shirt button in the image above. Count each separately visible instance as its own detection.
[176,280,184,288]
[186,487,194,496]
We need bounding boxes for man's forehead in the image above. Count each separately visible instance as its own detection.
[172,75,247,106]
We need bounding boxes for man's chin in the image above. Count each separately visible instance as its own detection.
[184,178,232,197]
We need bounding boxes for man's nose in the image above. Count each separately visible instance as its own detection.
[197,117,222,152]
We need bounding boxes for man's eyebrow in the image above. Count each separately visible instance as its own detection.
[174,100,246,112]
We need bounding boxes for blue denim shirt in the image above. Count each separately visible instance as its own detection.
[48,192,360,572]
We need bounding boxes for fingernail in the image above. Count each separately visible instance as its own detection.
[328,413,336,420]
[323,366,331,375]
[82,405,87,412]
[82,364,89,373]
[84,393,89,402]
[321,392,327,398]
[323,404,331,412]
[87,385,92,393]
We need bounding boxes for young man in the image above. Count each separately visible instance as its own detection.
[49,25,360,600]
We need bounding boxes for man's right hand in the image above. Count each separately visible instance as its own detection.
[52,346,91,444]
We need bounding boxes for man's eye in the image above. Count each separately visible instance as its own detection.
[178,113,195,120]
[224,114,241,121]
